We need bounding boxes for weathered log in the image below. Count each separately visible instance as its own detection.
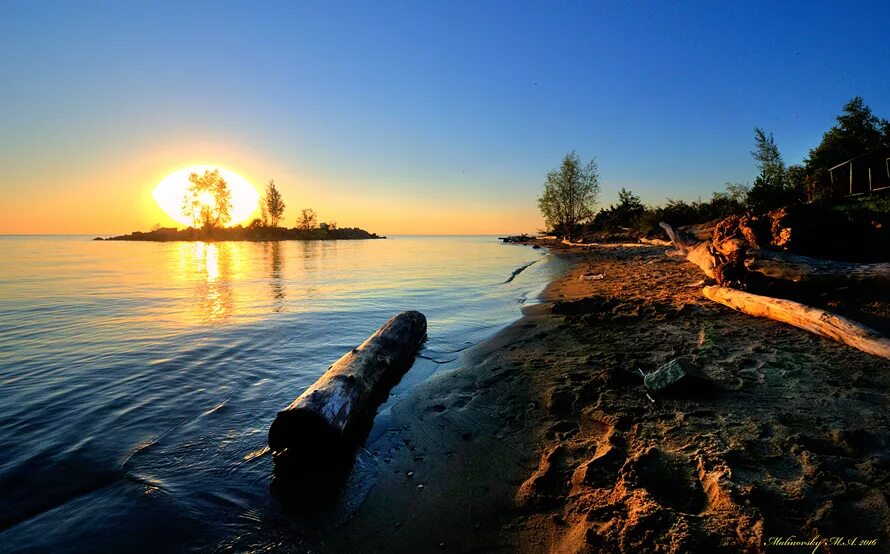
[639,237,672,247]
[702,286,890,360]
[661,222,746,284]
[745,249,890,285]
[685,242,718,279]
[679,222,716,241]
[561,239,651,248]
[659,222,693,254]
[268,311,427,462]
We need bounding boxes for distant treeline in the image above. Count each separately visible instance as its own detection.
[539,96,890,239]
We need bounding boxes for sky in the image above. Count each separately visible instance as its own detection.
[1,1,889,235]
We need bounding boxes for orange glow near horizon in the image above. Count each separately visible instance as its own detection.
[152,166,260,228]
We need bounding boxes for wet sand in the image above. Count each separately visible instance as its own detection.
[332,241,890,553]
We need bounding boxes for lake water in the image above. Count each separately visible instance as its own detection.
[0,235,565,552]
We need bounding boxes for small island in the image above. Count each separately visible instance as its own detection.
[96,169,383,242]
[96,224,382,242]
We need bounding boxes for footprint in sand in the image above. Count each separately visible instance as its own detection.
[632,447,706,514]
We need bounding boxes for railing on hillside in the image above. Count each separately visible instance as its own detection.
[829,149,890,196]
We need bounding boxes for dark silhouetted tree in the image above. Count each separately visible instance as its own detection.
[265,180,286,227]
[804,97,890,199]
[182,169,233,232]
[746,128,794,212]
[297,208,317,230]
[537,151,600,238]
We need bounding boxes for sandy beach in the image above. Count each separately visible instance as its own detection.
[332,241,890,553]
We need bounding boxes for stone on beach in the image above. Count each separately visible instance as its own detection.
[643,357,713,394]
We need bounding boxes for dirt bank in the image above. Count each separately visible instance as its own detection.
[332,241,890,553]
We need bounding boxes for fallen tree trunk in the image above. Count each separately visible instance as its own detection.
[702,286,890,360]
[560,239,651,248]
[659,222,722,278]
[659,222,693,255]
[685,242,719,279]
[268,311,427,463]
[639,237,672,247]
[745,249,890,285]
[679,222,716,241]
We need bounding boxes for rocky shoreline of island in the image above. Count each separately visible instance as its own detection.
[94,225,384,242]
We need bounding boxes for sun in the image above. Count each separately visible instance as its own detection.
[153,166,260,227]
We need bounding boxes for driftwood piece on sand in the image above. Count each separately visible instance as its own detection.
[703,285,890,360]
[659,222,722,278]
[659,222,692,254]
[745,249,890,285]
[661,221,890,287]
[268,311,427,462]
[679,222,716,241]
[560,239,651,248]
[685,242,718,279]
[639,237,672,247]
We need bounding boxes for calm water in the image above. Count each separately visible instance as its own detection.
[0,235,564,552]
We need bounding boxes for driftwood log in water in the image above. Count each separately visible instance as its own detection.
[745,249,890,285]
[703,286,890,360]
[268,311,427,464]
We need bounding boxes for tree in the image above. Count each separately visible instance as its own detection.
[260,197,269,227]
[746,128,794,212]
[537,151,600,238]
[182,169,233,232]
[297,208,317,230]
[804,97,890,199]
[264,180,286,227]
[593,187,645,231]
[751,127,786,183]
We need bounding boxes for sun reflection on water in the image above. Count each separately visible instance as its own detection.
[189,242,234,323]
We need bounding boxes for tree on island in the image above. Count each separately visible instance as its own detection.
[537,151,600,239]
[182,169,233,232]
[297,208,318,230]
[264,180,286,227]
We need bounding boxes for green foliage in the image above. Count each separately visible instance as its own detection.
[746,128,796,212]
[751,127,786,183]
[635,183,749,237]
[803,96,890,199]
[537,151,600,238]
[831,194,890,216]
[264,180,286,227]
[593,187,645,231]
[182,169,233,232]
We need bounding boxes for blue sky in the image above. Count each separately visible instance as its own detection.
[1,1,889,233]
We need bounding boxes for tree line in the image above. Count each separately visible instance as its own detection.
[182,172,334,233]
[538,96,890,239]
